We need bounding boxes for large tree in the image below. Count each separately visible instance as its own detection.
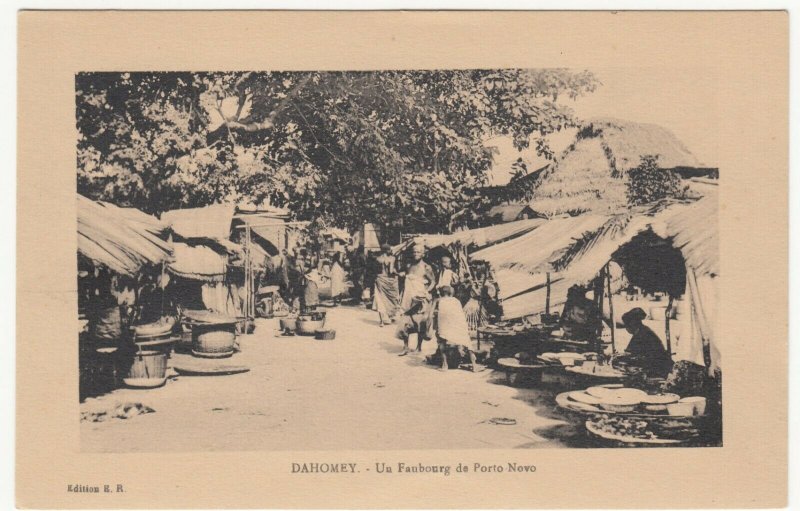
[76,69,598,232]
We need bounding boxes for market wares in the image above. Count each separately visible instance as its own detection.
[131,316,176,339]
[641,393,680,412]
[555,352,584,366]
[235,316,256,335]
[641,393,680,404]
[666,401,695,416]
[315,329,336,340]
[192,325,236,359]
[297,318,325,335]
[539,352,560,363]
[173,363,249,376]
[585,417,684,445]
[597,396,641,413]
[587,386,647,400]
[568,391,603,405]
[279,317,297,332]
[123,349,168,388]
[679,396,707,415]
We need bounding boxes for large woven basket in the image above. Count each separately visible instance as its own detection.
[192,325,236,358]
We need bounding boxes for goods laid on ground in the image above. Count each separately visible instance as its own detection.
[557,385,707,418]
[235,316,256,335]
[297,311,327,336]
[496,357,552,386]
[585,416,696,445]
[279,317,297,332]
[172,362,250,376]
[314,329,336,340]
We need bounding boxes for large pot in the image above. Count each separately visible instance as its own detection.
[297,318,325,336]
[279,317,297,332]
[123,350,168,388]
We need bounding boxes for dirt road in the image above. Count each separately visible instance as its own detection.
[81,305,578,452]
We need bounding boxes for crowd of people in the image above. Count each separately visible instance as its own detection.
[257,240,673,378]
[258,240,500,372]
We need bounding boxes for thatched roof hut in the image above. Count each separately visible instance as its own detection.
[528,118,702,217]
[77,194,173,276]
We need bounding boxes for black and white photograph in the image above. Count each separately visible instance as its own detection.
[75,68,722,451]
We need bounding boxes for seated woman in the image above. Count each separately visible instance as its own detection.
[560,285,601,342]
[617,307,673,379]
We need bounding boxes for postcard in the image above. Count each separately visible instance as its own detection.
[17,10,788,508]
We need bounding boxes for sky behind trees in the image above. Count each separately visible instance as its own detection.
[489,67,718,185]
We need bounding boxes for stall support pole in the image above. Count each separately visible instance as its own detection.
[665,295,674,358]
[595,269,605,355]
[545,272,551,315]
[476,273,487,352]
[245,224,252,321]
[605,264,616,354]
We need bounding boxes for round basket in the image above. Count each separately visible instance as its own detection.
[192,325,236,358]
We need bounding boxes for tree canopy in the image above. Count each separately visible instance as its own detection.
[76,69,599,233]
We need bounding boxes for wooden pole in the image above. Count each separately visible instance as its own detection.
[665,295,674,358]
[595,270,605,355]
[245,224,252,321]
[545,272,551,316]
[476,272,487,352]
[606,264,616,354]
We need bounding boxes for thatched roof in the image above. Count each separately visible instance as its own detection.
[486,204,530,223]
[661,190,719,277]
[77,195,172,276]
[161,204,236,241]
[528,118,701,217]
[168,242,228,282]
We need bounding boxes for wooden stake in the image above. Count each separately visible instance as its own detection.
[606,264,616,354]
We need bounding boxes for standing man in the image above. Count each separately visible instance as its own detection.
[435,255,460,297]
[396,243,436,356]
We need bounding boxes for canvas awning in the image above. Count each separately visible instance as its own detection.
[77,195,172,276]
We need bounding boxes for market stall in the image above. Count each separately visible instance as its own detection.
[77,195,175,395]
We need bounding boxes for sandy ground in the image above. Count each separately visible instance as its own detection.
[81,305,583,452]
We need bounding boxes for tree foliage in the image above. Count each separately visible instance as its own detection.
[76,69,599,232]
[626,155,686,206]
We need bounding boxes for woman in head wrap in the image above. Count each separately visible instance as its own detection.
[372,243,401,326]
[619,307,673,378]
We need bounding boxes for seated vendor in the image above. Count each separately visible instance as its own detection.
[618,307,673,379]
[559,285,601,342]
